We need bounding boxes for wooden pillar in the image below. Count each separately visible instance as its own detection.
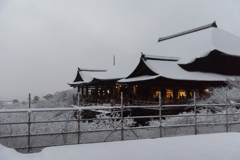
[117,86,120,100]
[104,88,107,99]
[199,88,204,97]
[110,85,113,98]
[81,86,84,97]
[77,86,80,93]
[100,86,103,99]
[173,89,178,101]
[160,89,165,102]
[95,86,98,100]
[86,86,89,98]
[186,89,191,99]
[147,87,152,101]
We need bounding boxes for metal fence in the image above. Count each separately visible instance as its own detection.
[0,92,239,153]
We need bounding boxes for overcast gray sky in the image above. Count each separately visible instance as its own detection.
[0,0,240,101]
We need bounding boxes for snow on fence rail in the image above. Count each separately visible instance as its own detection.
[0,92,239,153]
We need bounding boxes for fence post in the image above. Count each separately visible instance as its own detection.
[159,92,162,137]
[27,111,31,153]
[194,92,197,135]
[78,92,80,107]
[28,93,31,109]
[225,92,228,132]
[121,92,124,141]
[28,93,31,152]
[77,110,81,144]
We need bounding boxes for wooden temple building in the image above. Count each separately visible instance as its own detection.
[68,22,240,103]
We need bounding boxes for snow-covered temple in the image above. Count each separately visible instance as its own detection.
[68,22,240,103]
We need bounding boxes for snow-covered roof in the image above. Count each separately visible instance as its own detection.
[69,53,140,85]
[69,23,240,86]
[145,59,234,81]
[142,27,215,64]
[117,75,160,83]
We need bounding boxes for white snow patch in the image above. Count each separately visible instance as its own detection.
[1,133,240,160]
[0,144,40,160]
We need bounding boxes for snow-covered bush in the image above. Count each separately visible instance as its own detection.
[147,107,240,127]
[81,113,136,131]
[34,100,54,108]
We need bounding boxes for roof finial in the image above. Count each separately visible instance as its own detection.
[212,21,217,28]
[141,52,146,61]
[113,55,115,66]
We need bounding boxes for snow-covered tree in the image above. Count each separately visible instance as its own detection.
[33,96,40,103]
[53,89,77,107]
[21,101,27,105]
[12,99,18,104]
[196,77,240,105]
[43,94,53,100]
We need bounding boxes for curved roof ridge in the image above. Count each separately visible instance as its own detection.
[78,67,107,72]
[141,53,180,61]
[158,21,217,42]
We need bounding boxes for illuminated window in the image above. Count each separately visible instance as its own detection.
[133,86,137,94]
[178,89,186,99]
[155,91,160,98]
[166,89,173,99]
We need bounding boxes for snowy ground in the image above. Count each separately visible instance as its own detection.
[1,132,240,160]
